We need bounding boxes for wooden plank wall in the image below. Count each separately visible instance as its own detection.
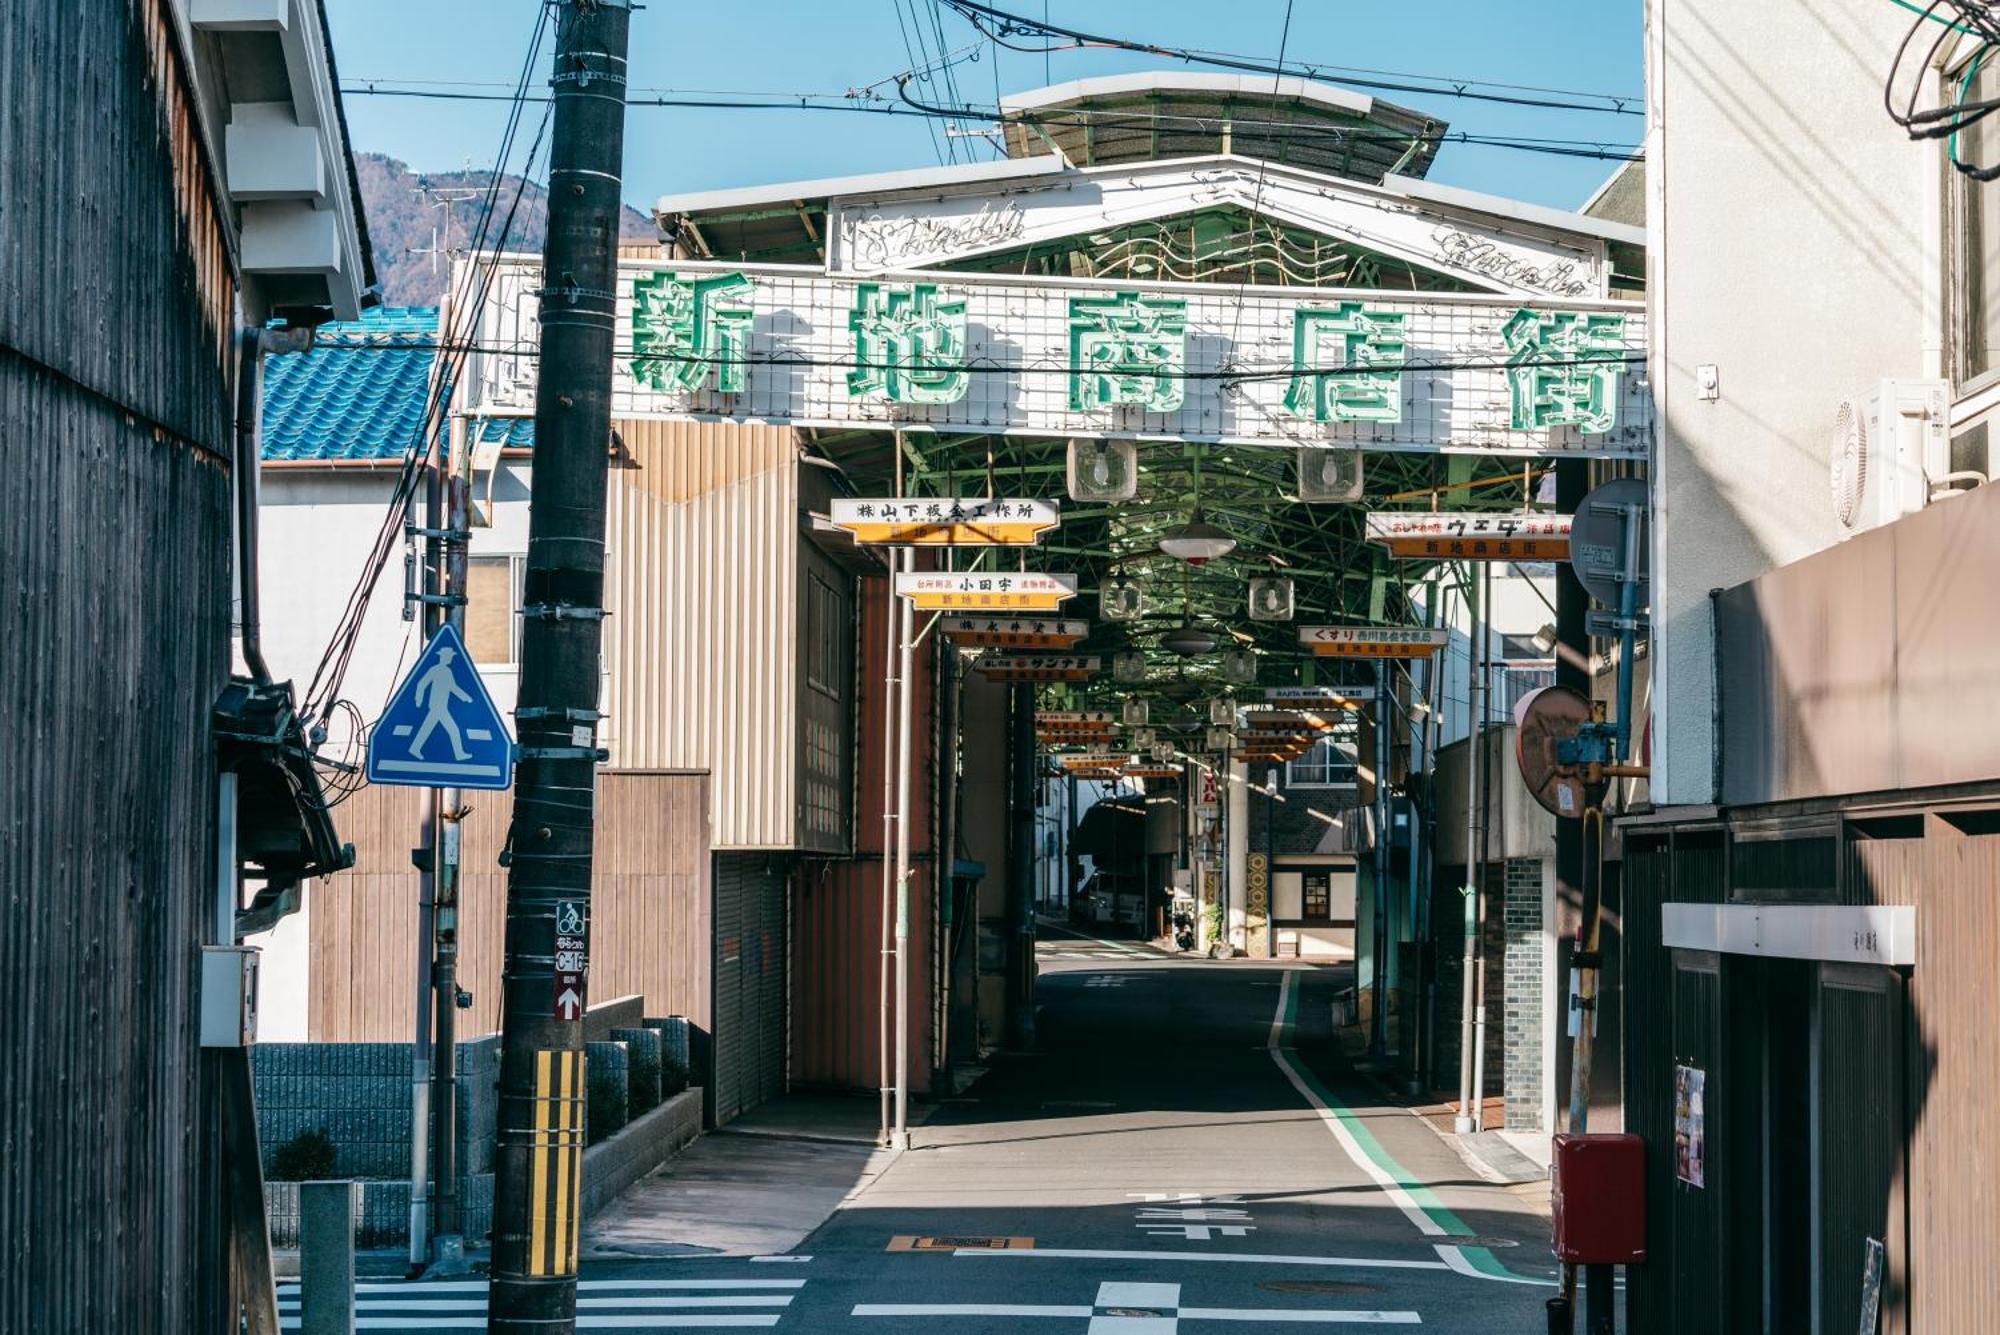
[307,772,712,1043]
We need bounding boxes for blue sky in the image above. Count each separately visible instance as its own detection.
[328,1,1640,213]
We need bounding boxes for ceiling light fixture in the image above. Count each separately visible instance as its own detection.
[1158,506,1236,565]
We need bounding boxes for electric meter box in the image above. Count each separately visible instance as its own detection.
[1550,1133,1646,1264]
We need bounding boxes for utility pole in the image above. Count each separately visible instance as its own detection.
[488,3,631,1331]
[1368,660,1391,1058]
[429,424,472,1271]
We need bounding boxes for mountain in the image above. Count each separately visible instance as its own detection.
[354,152,657,308]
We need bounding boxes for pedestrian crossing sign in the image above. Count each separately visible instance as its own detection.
[365,623,515,790]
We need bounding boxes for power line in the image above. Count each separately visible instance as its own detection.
[940,0,1642,116]
[340,82,1640,161]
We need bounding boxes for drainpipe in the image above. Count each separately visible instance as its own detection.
[234,325,311,683]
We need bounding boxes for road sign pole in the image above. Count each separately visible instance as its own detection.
[407,459,443,1270]
[488,2,631,1330]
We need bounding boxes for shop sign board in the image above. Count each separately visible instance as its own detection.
[895,571,1077,611]
[1366,510,1572,560]
[946,616,1089,648]
[830,497,1059,546]
[1298,626,1451,658]
[975,654,1099,681]
[467,259,1649,457]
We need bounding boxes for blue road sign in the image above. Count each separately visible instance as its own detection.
[366,623,515,790]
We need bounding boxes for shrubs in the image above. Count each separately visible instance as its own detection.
[269,1128,337,1181]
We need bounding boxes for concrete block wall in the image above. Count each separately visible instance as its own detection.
[1501,857,1546,1131]
[254,1037,499,1180]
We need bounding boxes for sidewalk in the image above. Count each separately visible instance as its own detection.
[584,1093,915,1259]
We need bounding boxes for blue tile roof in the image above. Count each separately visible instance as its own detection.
[261,307,442,462]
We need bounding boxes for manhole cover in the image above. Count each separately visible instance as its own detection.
[1260,1281,1383,1297]
[1434,1234,1520,1249]
[887,1235,1034,1252]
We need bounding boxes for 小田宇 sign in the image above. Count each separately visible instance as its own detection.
[830,497,1059,546]
[895,571,1078,611]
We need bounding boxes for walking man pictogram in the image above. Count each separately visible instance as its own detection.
[410,646,474,761]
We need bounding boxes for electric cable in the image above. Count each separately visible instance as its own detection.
[939,0,1642,116]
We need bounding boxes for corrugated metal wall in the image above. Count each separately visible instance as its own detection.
[0,3,237,1331]
[306,773,713,1043]
[711,853,788,1124]
[604,420,800,849]
[791,575,939,1096]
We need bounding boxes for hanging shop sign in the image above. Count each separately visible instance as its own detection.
[1298,626,1451,658]
[895,571,1078,611]
[975,655,1099,682]
[467,259,1649,458]
[1121,765,1183,779]
[1241,712,1331,734]
[947,617,1089,648]
[1365,511,1572,561]
[1263,686,1375,706]
[830,497,1060,546]
[1035,710,1118,732]
[1058,752,1129,770]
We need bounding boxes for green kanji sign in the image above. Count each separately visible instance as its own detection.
[629,270,755,394]
[1283,302,1407,425]
[1068,292,1188,413]
[847,282,969,404]
[1501,308,1627,435]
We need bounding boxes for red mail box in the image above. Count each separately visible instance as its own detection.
[1550,1133,1646,1264]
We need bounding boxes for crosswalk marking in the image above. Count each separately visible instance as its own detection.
[273,1277,802,1333]
[852,1279,1420,1328]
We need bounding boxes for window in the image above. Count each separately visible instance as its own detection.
[804,571,843,699]
[465,555,523,665]
[1287,734,1358,788]
[1957,54,2000,386]
[1302,873,1332,920]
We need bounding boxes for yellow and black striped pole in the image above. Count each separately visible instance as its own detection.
[524,1050,586,1279]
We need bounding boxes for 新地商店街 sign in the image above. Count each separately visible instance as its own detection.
[465,260,1649,458]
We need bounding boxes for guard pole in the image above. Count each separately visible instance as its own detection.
[1454,566,1484,1134]
[488,3,630,1330]
[890,546,916,1151]
[1368,660,1391,1058]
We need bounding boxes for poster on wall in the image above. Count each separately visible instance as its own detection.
[1674,1065,1707,1188]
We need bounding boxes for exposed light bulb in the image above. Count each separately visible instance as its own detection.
[1091,447,1111,488]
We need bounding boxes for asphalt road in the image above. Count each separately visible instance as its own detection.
[299,932,1561,1331]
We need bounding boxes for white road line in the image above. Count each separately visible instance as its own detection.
[853,1304,1095,1318]
[280,1280,807,1294]
[1434,1244,1553,1287]
[575,1319,781,1330]
[952,1248,1447,1271]
[281,1316,785,1332]
[1097,1281,1180,1307]
[1179,1309,1419,1324]
[1266,971,1446,1240]
[576,1298,794,1309]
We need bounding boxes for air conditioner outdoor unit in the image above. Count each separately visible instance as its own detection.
[1829,378,1949,538]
